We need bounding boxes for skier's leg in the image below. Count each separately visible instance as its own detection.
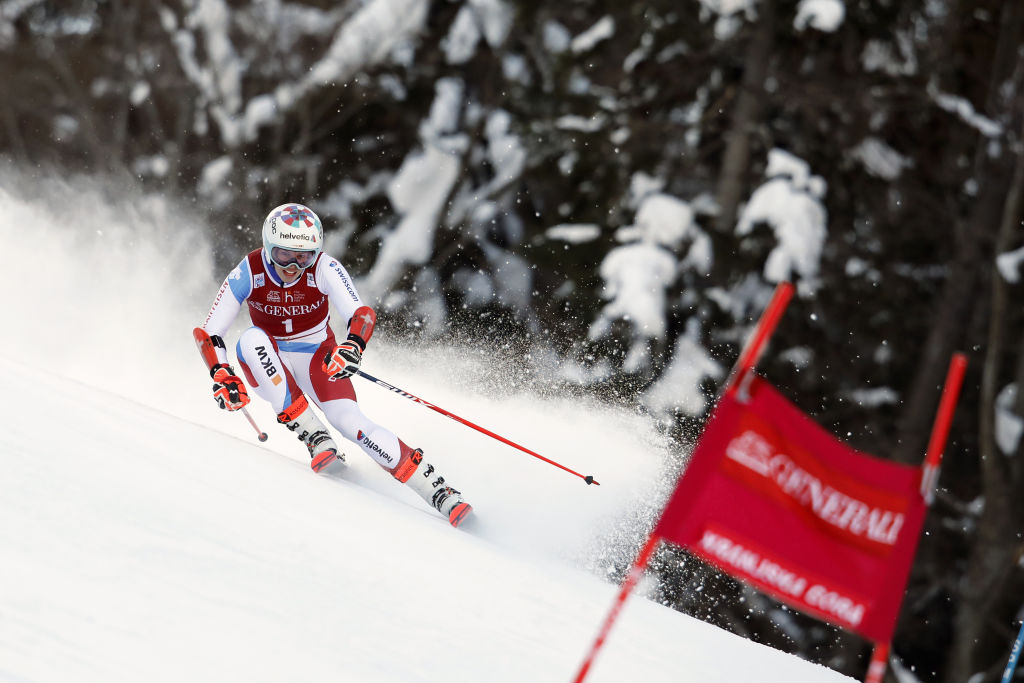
[317,397,471,526]
[235,327,301,412]
[298,336,471,526]
[235,326,340,468]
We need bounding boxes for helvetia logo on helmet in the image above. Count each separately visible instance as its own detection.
[278,231,314,242]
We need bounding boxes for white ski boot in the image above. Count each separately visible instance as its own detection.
[394,447,472,527]
[277,395,344,472]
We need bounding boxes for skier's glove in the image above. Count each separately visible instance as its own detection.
[323,339,362,381]
[211,363,250,411]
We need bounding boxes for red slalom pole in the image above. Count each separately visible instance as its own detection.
[575,284,795,680]
[356,370,599,485]
[574,534,661,682]
[726,281,795,396]
[920,352,968,501]
[864,642,890,683]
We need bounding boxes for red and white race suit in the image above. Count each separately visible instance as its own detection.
[202,248,419,477]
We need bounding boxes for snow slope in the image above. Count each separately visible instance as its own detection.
[0,174,853,682]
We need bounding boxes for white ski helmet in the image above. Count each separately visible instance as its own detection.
[262,203,323,270]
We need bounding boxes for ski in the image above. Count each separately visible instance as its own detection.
[310,449,344,473]
[448,501,473,528]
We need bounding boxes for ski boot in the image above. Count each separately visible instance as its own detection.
[393,447,472,527]
[277,395,344,472]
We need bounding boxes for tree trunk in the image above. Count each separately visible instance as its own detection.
[714,0,776,234]
[945,109,1024,683]
[941,6,1024,677]
[894,0,1024,465]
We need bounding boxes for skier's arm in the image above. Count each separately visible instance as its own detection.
[318,257,376,379]
[346,305,377,348]
[201,258,253,365]
[196,257,253,411]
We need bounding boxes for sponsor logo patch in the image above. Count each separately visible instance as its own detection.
[248,299,325,317]
[725,430,905,546]
[329,263,358,300]
[360,433,393,463]
[255,345,278,378]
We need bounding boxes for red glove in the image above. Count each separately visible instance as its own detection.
[323,340,362,381]
[323,306,375,381]
[211,363,250,411]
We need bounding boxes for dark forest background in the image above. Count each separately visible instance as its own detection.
[2,1,1024,681]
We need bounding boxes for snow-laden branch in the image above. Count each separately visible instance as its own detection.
[167,0,432,147]
[736,149,827,287]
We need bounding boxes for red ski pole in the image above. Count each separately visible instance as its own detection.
[356,370,599,485]
[193,327,268,442]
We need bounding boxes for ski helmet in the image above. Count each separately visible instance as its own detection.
[262,203,323,270]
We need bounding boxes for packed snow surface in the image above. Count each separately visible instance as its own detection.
[0,176,852,681]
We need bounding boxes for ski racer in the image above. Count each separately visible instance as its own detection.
[199,202,472,527]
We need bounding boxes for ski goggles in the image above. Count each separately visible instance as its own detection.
[270,247,318,270]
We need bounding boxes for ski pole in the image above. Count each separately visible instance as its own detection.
[1002,616,1024,683]
[192,327,268,442]
[356,369,599,485]
[237,406,269,442]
